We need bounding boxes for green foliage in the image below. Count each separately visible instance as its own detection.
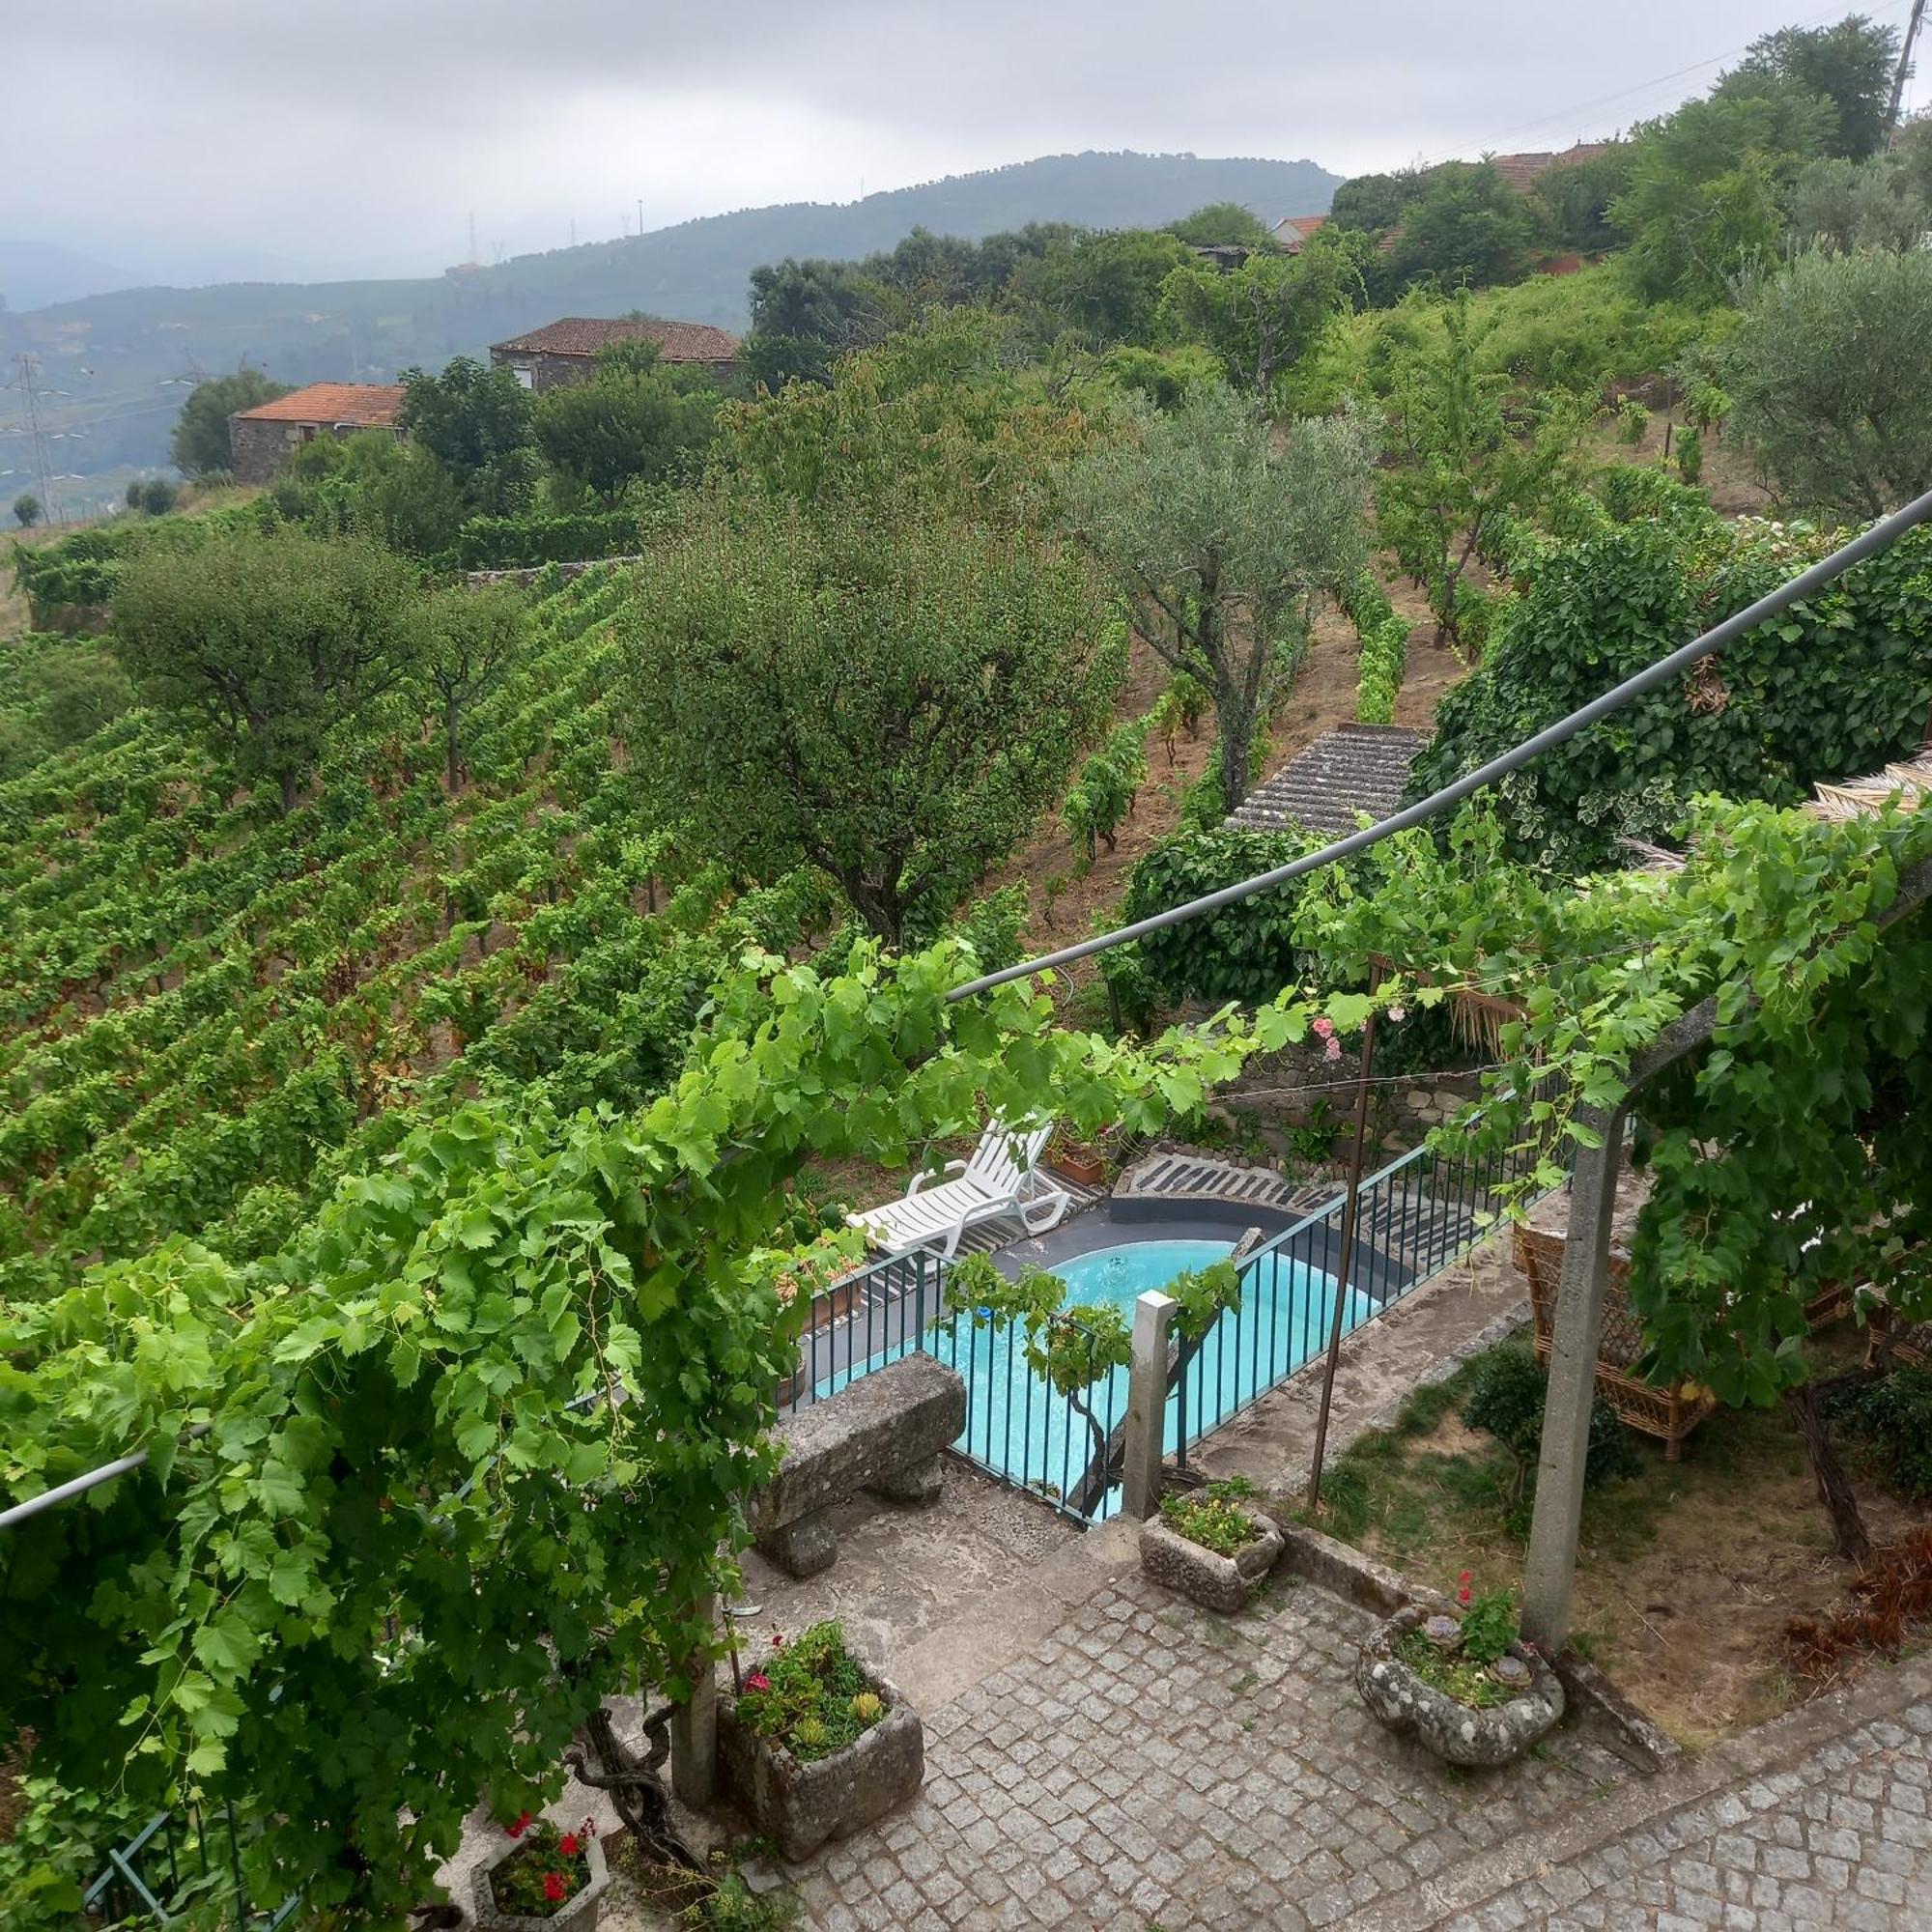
[1099,342,1224,412]
[1012,228,1193,348]
[934,882,1031,974]
[1121,826,1320,1005]
[1720,248,1932,520]
[1720,14,1901,162]
[1677,424,1704,486]
[454,507,645,569]
[1615,397,1648,446]
[1529,144,1636,254]
[1788,151,1932,253]
[1157,241,1357,396]
[1407,518,1932,870]
[423,582,528,788]
[1374,293,1585,648]
[1159,1477,1260,1554]
[270,428,470,561]
[1062,384,1372,816]
[1826,1368,1932,1499]
[0,635,134,781]
[1168,1259,1242,1341]
[13,492,43,527]
[1393,1631,1512,1707]
[397,355,540,517]
[1062,719,1149,865]
[1342,573,1410,724]
[169,369,291,479]
[1454,1589,1520,1666]
[533,345,722,504]
[1164,202,1276,247]
[1613,88,1833,304]
[1384,161,1540,294]
[111,525,428,813]
[743,256,887,388]
[1460,1344,1640,1492]
[622,494,1122,944]
[1146,670,1209,763]
[736,1622,880,1762]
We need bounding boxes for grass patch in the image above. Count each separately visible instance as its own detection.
[1302,1330,1930,1747]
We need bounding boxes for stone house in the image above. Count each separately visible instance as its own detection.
[487,316,742,392]
[227,382,406,485]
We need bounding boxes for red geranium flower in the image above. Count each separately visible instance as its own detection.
[559,1833,580,1858]
[745,1670,770,1691]
[506,1810,533,1839]
[771,1632,785,1648]
[543,1871,567,1902]
[1457,1569,1473,1607]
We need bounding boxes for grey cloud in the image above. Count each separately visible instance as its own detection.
[12,0,1786,283]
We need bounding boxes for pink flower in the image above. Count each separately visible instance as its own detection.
[506,1811,533,1839]
[1312,1015,1335,1039]
[1323,1037,1343,1063]
[1386,1004,1406,1024]
[746,1671,771,1691]
[544,1871,567,1903]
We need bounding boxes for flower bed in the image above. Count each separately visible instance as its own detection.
[1356,1602,1564,1768]
[474,1815,610,1931]
[1139,1477,1284,1613]
[718,1622,923,1861]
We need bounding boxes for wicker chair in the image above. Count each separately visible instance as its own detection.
[1514,1227,1718,1462]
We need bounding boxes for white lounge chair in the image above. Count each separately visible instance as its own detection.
[847,1119,1072,1258]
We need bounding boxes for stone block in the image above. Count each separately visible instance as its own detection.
[473,1832,611,1931]
[719,1666,925,1863]
[1354,1605,1564,1768]
[1138,1510,1284,1614]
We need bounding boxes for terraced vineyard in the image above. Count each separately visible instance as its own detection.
[0,564,827,1295]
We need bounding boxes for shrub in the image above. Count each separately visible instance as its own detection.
[1826,1368,1932,1499]
[1458,1589,1520,1664]
[1461,1344,1639,1491]
[453,507,643,569]
[1676,425,1704,486]
[1342,572,1411,724]
[1159,1476,1260,1554]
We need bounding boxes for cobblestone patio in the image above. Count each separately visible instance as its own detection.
[780,1568,1635,1931]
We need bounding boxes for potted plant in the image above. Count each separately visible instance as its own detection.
[473,1815,610,1932]
[1356,1573,1564,1768]
[1048,1131,1111,1188]
[1138,1476,1284,1613]
[717,1621,923,1861]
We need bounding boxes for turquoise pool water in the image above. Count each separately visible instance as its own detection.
[914,1236,1376,1516]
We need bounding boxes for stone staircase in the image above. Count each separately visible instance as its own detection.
[1114,1150,1334,1221]
[1226,723,1429,836]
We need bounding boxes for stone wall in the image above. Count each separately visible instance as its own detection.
[227,416,401,486]
[463,556,645,590]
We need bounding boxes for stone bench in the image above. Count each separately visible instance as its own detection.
[748,1354,967,1578]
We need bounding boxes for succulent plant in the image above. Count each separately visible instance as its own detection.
[792,1716,830,1750]
[849,1690,884,1724]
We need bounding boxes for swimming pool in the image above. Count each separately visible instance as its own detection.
[917,1236,1375,1517]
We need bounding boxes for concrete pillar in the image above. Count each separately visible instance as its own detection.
[1123,1292,1177,1520]
[669,1592,718,1806]
[1521,1102,1628,1651]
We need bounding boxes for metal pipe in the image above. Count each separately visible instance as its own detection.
[948,486,1932,1003]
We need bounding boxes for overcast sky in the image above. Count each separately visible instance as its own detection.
[10,0,1920,286]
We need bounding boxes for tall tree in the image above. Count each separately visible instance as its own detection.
[1720,13,1901,160]
[168,369,292,480]
[1061,384,1373,816]
[1720,247,1932,519]
[1012,229,1193,347]
[1375,293,1584,647]
[112,527,426,812]
[423,582,528,790]
[623,497,1121,945]
[395,356,539,517]
[12,492,40,527]
[1385,161,1541,292]
[1158,240,1357,396]
[742,257,888,389]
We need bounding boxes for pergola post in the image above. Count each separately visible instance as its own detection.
[1520,1099,1629,1651]
[669,1591,719,1806]
[1123,1292,1177,1520]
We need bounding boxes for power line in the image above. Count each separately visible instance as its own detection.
[1887,0,1928,141]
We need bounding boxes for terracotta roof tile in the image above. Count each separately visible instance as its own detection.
[489,316,741,362]
[230,382,405,426]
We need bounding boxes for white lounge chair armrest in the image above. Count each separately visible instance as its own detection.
[906,1158,968,1197]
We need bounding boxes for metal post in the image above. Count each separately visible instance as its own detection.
[1520,1101,1629,1650]
[1123,1292,1177,1520]
[668,1591,718,1806]
[1307,1011,1378,1514]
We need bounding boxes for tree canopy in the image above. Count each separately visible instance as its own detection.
[396,356,540,518]
[169,369,292,480]
[623,495,1121,945]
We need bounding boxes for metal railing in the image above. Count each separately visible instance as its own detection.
[83,1802,299,1929]
[1171,1120,1557,1465]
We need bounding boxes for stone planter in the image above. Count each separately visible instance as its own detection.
[1138,1508,1284,1613]
[718,1668,924,1862]
[472,1833,611,1932]
[1355,1605,1565,1768]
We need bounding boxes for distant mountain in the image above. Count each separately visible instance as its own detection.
[0,151,1339,479]
[0,240,138,311]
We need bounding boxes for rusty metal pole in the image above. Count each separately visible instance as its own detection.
[1307,1009,1378,1515]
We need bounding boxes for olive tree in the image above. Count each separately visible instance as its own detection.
[1061,384,1372,816]
[1721,248,1932,520]
[623,496,1121,946]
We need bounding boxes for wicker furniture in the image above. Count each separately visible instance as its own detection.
[1515,1227,1717,1462]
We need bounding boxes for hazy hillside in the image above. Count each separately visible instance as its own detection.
[0,240,137,312]
[1,151,1337,487]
